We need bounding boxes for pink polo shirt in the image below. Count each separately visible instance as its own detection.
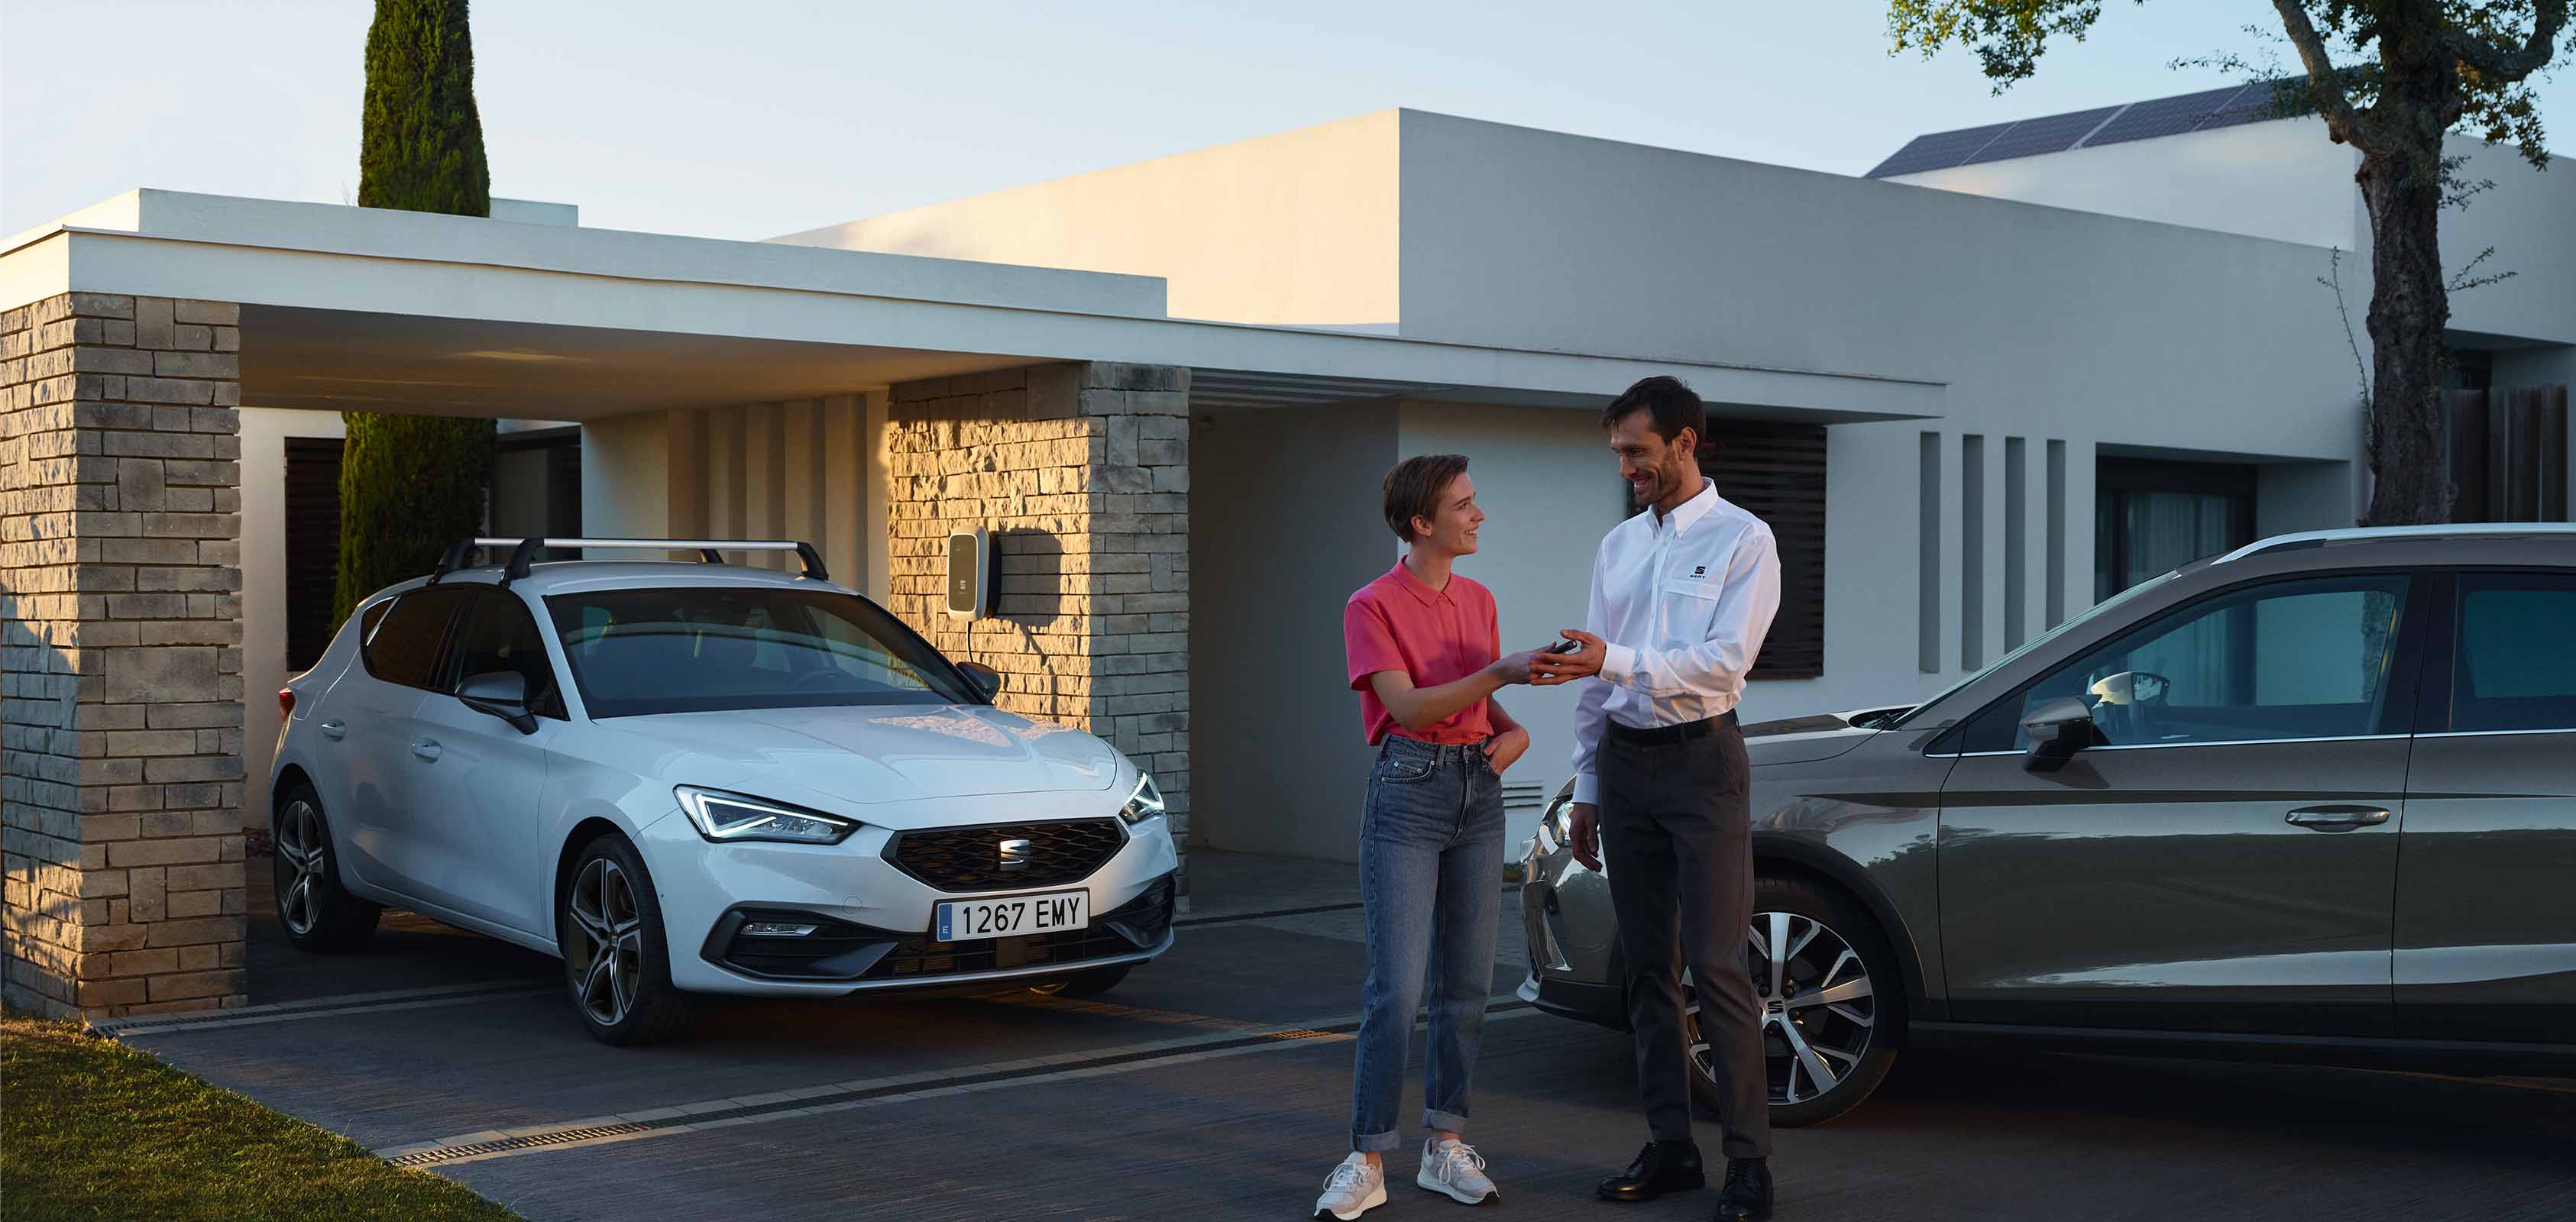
[1344,561,1501,746]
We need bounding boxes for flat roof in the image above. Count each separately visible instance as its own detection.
[3,189,1944,424]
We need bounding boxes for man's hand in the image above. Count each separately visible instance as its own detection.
[1486,726,1531,774]
[1567,801,1601,870]
[1532,629,1607,686]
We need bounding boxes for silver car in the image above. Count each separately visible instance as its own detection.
[1518,524,2576,1125]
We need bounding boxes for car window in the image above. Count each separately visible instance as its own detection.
[1894,569,2180,731]
[361,587,472,690]
[2446,574,2576,733]
[1959,574,2410,752]
[544,586,976,717]
[445,590,567,719]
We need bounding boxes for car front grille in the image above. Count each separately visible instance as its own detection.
[883,818,1126,892]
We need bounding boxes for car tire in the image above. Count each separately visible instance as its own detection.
[559,833,694,1046]
[1686,874,1903,1129]
[270,784,382,953]
[1030,962,1131,998]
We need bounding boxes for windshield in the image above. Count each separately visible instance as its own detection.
[1891,568,2183,729]
[545,587,979,718]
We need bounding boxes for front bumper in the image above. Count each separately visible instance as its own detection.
[640,807,1182,997]
[1517,820,1631,1033]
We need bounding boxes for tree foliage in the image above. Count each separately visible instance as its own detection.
[1884,0,2570,525]
[358,0,490,214]
[333,415,495,625]
[343,0,495,622]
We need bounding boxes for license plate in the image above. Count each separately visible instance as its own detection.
[936,891,1089,940]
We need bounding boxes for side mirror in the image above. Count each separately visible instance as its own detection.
[2019,696,2098,773]
[956,661,1002,703]
[458,671,538,735]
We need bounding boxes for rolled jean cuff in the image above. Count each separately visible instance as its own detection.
[1422,1108,1470,1133]
[1352,1128,1404,1153]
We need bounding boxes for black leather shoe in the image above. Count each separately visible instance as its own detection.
[1712,1158,1774,1220]
[1596,1140,1704,1202]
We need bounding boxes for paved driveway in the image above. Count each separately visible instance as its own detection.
[111,855,2576,1221]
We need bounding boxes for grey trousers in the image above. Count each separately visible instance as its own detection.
[1598,720,1772,1159]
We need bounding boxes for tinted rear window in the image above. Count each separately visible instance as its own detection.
[2450,575,2576,732]
[362,587,471,690]
[545,586,976,718]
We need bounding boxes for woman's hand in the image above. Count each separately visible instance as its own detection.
[1487,726,1531,774]
[1486,648,1552,686]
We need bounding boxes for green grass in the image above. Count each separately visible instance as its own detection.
[2,1013,524,1222]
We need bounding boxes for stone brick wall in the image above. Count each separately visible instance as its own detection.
[2,293,247,1019]
[885,362,1192,893]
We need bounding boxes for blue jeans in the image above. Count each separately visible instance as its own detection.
[1349,735,1507,1152]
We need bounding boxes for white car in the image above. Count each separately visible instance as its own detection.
[268,538,1180,1045]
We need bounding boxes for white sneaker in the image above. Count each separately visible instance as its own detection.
[1418,1136,1498,1205]
[1315,1152,1387,1220]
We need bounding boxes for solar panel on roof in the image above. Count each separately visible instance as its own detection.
[1865,121,2014,177]
[2080,84,2250,147]
[1962,105,2121,164]
[2194,76,2309,131]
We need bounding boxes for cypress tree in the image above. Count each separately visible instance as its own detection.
[357,0,490,215]
[338,0,497,625]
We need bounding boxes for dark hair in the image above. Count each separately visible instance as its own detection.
[1382,454,1471,543]
[1601,375,1704,445]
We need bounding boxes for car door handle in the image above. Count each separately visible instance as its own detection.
[318,721,347,740]
[2286,804,2390,831]
[409,739,442,761]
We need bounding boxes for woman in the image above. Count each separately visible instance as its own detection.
[1316,454,1549,1220]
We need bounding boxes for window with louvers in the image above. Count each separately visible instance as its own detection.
[283,438,346,672]
[1701,423,1826,681]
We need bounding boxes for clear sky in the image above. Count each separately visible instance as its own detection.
[5,0,2566,242]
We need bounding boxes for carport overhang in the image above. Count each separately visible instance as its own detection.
[3,189,1947,424]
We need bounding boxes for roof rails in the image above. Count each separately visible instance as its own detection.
[2212,522,2576,566]
[429,538,829,589]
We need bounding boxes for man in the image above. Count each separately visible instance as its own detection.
[1316,454,1549,1220]
[1536,377,1782,1221]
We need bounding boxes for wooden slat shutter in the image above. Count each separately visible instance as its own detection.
[1701,422,1826,680]
[2449,385,2571,523]
[283,438,345,672]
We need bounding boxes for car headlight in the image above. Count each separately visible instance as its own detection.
[1534,796,1570,855]
[675,786,859,845]
[1118,771,1166,825]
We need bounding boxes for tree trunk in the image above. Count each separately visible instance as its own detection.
[2354,49,2460,526]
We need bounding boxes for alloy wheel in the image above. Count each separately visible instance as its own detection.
[566,858,645,1027]
[273,800,326,936]
[1686,909,1878,1107]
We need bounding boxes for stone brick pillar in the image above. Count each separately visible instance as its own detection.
[2,293,247,1019]
[886,362,1191,894]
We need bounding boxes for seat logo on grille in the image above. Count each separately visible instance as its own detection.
[997,838,1034,871]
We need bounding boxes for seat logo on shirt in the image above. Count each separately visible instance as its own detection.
[1691,564,1707,577]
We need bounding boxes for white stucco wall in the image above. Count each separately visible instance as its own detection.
[773,112,1402,331]
[1889,118,2365,252]
[240,406,345,832]
[1892,123,2573,348]
[1187,402,1397,862]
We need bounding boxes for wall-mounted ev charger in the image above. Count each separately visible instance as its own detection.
[946,526,995,619]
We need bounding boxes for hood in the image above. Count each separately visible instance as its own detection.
[1739,702,1913,766]
[604,703,1122,804]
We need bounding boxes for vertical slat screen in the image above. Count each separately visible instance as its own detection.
[2450,385,2571,523]
[1700,422,1827,680]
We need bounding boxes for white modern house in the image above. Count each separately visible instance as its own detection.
[5,90,2568,1017]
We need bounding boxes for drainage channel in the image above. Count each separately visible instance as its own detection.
[380,1001,1536,1169]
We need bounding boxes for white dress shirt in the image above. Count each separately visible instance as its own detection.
[1571,477,1782,806]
